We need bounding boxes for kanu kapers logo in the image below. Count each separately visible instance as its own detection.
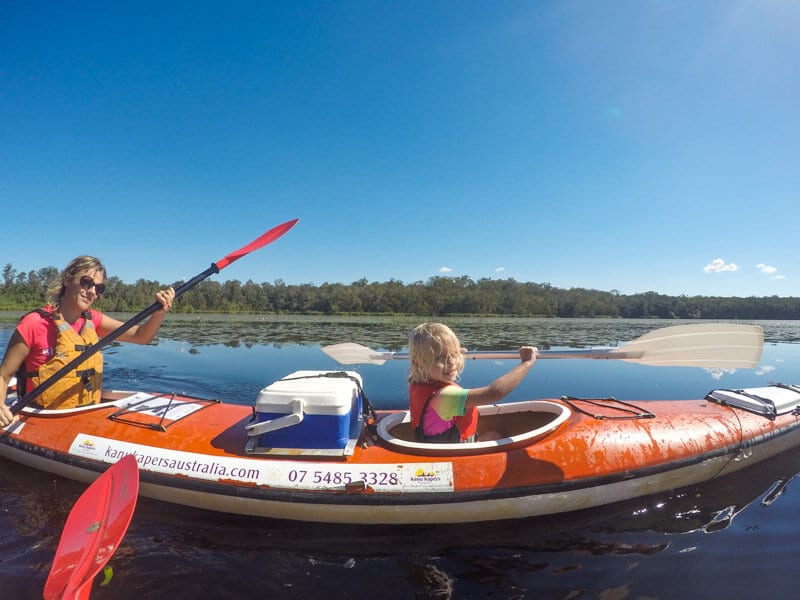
[410,466,444,483]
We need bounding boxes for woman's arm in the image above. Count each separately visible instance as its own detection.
[98,287,175,345]
[0,332,30,426]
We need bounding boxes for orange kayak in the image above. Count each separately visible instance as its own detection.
[3,371,800,524]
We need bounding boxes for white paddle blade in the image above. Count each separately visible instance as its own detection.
[607,323,763,368]
[322,342,390,365]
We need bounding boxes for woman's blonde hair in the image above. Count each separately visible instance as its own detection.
[408,322,465,383]
[46,256,106,309]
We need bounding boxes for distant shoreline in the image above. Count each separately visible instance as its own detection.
[2,273,799,320]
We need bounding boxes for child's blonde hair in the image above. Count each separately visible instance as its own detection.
[408,322,465,383]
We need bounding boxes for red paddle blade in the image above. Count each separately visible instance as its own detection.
[214,218,299,271]
[44,455,140,600]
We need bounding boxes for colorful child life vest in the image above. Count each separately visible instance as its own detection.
[409,381,478,443]
[24,309,104,409]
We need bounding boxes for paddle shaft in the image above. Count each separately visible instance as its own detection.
[386,348,625,361]
[12,219,298,415]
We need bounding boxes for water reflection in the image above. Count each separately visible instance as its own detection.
[2,315,800,598]
[2,315,799,409]
[3,440,799,599]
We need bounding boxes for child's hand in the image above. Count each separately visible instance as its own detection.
[519,346,537,364]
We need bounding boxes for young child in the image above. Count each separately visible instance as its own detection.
[408,322,537,443]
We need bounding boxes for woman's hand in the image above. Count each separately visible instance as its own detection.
[0,403,16,427]
[156,287,175,311]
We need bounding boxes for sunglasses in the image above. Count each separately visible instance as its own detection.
[78,275,106,296]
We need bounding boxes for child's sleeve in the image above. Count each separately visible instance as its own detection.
[430,384,469,419]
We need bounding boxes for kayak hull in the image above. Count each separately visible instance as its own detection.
[3,386,800,524]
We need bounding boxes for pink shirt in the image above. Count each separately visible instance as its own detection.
[16,307,104,374]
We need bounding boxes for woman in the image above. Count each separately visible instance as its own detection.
[0,256,174,426]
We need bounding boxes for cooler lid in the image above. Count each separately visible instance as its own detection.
[256,370,362,414]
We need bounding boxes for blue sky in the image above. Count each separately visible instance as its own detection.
[2,2,798,298]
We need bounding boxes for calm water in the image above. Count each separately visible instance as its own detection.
[2,315,800,599]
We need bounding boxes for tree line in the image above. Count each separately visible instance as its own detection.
[2,263,799,320]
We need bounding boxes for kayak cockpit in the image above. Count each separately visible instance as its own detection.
[375,400,571,455]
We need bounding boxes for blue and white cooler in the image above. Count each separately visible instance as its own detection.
[245,370,363,456]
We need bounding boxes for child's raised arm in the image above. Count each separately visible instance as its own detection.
[464,346,537,408]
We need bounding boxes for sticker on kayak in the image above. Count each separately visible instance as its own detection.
[68,434,455,493]
[113,392,210,420]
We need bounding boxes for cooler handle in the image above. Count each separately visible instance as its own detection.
[245,398,305,437]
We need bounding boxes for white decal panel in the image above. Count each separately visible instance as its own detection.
[69,434,454,493]
[112,392,209,420]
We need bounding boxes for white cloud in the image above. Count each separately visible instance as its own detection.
[705,367,736,380]
[438,266,453,274]
[703,258,738,273]
[756,263,786,281]
[756,263,777,274]
[494,267,506,274]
